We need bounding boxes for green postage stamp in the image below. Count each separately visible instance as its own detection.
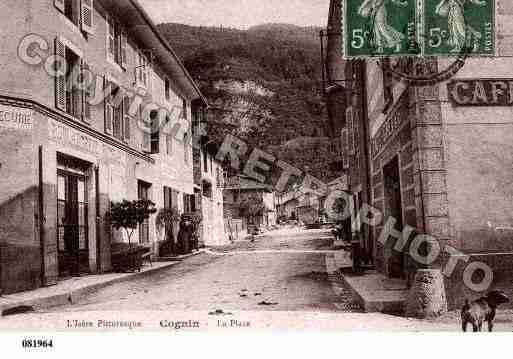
[343,0,495,57]
[423,0,495,56]
[344,0,418,57]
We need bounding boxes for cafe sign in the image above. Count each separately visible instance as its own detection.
[448,79,513,106]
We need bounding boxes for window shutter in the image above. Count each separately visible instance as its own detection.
[104,77,113,134]
[120,31,128,69]
[81,0,94,34]
[106,18,115,61]
[123,97,130,141]
[172,190,178,211]
[54,38,66,111]
[82,61,92,121]
[54,0,65,13]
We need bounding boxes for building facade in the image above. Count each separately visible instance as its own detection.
[0,0,206,294]
[327,0,513,309]
[223,175,276,237]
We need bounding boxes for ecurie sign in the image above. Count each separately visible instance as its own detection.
[448,79,513,106]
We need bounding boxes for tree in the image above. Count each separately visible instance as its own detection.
[107,199,157,247]
[239,197,267,224]
[155,207,181,241]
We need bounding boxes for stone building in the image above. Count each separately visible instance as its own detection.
[326,0,513,309]
[192,117,228,247]
[223,175,276,236]
[0,0,206,294]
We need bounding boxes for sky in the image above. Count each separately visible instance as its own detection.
[140,0,330,29]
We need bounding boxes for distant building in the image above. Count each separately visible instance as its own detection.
[223,175,276,238]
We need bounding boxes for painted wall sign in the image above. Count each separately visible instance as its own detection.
[48,119,102,155]
[0,104,33,130]
[371,102,407,157]
[448,79,513,106]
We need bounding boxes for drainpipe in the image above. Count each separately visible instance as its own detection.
[359,61,374,262]
[95,165,101,273]
[38,146,46,286]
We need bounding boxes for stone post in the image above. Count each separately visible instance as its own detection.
[405,269,448,318]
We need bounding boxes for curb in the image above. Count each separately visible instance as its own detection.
[336,273,406,314]
[0,250,205,316]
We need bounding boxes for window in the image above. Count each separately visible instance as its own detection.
[203,151,208,173]
[166,134,173,155]
[150,110,160,154]
[165,78,170,100]
[183,194,196,213]
[104,80,130,141]
[182,98,187,120]
[136,51,150,87]
[55,0,94,34]
[54,38,91,122]
[106,16,127,68]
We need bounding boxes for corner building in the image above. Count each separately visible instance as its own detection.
[327,0,513,309]
[0,0,206,294]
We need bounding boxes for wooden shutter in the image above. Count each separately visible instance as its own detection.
[82,61,91,121]
[54,38,66,111]
[54,0,65,13]
[104,77,113,134]
[81,0,94,34]
[163,187,170,209]
[106,18,115,62]
[123,97,130,141]
[120,31,128,69]
[171,190,178,210]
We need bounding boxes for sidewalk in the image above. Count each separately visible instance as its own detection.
[0,251,203,315]
[326,251,408,314]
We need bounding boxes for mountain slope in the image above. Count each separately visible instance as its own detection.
[158,23,339,183]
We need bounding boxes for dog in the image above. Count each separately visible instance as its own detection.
[461,290,509,332]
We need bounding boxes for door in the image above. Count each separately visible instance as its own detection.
[57,171,89,277]
[138,181,151,244]
[383,156,404,278]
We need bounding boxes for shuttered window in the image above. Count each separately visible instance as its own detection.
[120,32,128,69]
[82,61,92,121]
[80,0,94,34]
[54,38,67,112]
[107,18,115,62]
[123,96,131,141]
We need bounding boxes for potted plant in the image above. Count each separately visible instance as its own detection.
[155,206,180,256]
[106,199,156,271]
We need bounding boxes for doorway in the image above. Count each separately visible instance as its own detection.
[57,168,89,277]
[383,156,404,279]
[138,180,151,244]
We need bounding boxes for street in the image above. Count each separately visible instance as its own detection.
[42,227,358,313]
[1,227,512,331]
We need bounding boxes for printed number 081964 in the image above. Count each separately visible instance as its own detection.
[22,339,54,349]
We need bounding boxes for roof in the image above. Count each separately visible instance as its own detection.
[223,175,274,192]
[100,0,207,105]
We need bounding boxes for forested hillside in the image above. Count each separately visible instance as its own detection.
[158,23,340,183]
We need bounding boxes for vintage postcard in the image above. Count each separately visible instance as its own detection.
[1,0,513,353]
